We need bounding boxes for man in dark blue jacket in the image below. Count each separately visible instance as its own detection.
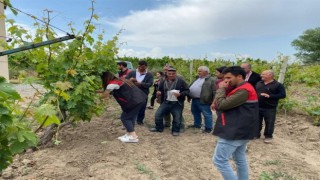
[126,60,153,125]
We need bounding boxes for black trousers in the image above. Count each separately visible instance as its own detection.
[150,90,157,107]
[137,98,148,123]
[257,107,277,138]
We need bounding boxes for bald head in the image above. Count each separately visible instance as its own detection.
[261,70,274,81]
[240,63,252,74]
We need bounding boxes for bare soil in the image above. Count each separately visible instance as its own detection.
[1,85,320,180]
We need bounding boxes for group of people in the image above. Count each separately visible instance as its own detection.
[98,60,286,180]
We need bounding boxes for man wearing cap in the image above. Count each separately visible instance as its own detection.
[126,60,153,125]
[117,61,130,79]
[150,68,189,136]
[161,64,186,131]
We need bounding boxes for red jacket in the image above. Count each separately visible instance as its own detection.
[213,83,259,140]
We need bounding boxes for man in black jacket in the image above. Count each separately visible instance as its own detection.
[255,70,286,143]
[241,62,261,88]
[126,60,153,125]
[150,68,189,136]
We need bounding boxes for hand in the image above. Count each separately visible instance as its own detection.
[156,91,161,97]
[210,103,216,111]
[260,93,270,98]
[218,80,229,88]
[96,89,104,93]
[130,77,137,82]
[134,82,141,86]
[172,92,180,97]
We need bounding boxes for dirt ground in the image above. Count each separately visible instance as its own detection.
[1,86,320,180]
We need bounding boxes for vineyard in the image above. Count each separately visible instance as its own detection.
[1,1,320,180]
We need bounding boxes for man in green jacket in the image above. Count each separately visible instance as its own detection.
[188,66,216,133]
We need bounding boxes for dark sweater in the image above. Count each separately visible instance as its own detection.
[255,80,286,108]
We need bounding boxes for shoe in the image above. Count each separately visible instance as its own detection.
[137,122,144,126]
[149,128,163,132]
[172,132,180,136]
[120,135,139,143]
[202,128,212,133]
[147,106,154,109]
[264,138,272,144]
[117,134,128,140]
[187,125,201,129]
[253,136,260,140]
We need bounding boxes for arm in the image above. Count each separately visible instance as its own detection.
[269,83,286,99]
[178,79,190,97]
[215,88,249,111]
[211,78,217,99]
[101,90,111,99]
[125,71,135,80]
[140,73,154,88]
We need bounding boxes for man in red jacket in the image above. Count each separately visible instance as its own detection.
[212,66,259,180]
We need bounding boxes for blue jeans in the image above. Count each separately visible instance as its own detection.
[155,101,183,132]
[212,138,249,180]
[191,98,213,129]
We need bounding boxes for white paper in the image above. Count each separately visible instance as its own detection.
[166,90,179,101]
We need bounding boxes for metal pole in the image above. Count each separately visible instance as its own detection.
[0,2,9,81]
[0,35,75,56]
[278,56,288,84]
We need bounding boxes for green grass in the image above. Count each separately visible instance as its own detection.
[260,171,296,180]
[135,162,158,180]
[263,160,281,166]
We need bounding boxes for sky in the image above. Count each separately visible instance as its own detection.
[3,0,320,61]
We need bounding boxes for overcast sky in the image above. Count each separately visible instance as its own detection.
[4,0,320,61]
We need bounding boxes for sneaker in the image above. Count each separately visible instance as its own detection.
[120,135,139,143]
[172,132,180,136]
[149,128,163,132]
[137,122,144,126]
[187,125,201,129]
[264,138,272,144]
[202,128,212,133]
[117,134,128,140]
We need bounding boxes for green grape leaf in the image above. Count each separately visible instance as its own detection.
[55,81,73,91]
[0,104,10,115]
[20,130,38,145]
[0,82,21,100]
[9,141,30,154]
[34,104,60,127]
